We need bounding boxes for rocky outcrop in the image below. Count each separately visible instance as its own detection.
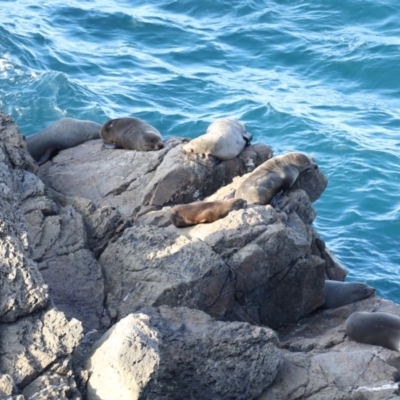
[85,306,281,400]
[0,111,83,399]
[1,110,395,400]
[36,131,336,329]
[0,136,48,322]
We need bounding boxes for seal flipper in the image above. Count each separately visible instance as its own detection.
[243,130,252,146]
[37,147,59,165]
[102,142,117,149]
[269,190,285,207]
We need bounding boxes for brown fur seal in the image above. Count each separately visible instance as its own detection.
[235,152,318,205]
[170,198,247,228]
[345,311,400,351]
[26,118,102,165]
[182,118,252,160]
[321,280,376,309]
[100,117,164,151]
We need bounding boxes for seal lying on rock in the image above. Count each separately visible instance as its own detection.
[321,280,376,309]
[345,311,400,351]
[170,198,247,228]
[100,117,164,151]
[235,152,318,205]
[26,118,102,165]
[182,118,252,160]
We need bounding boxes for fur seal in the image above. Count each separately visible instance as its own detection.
[345,311,400,351]
[321,280,376,309]
[235,152,318,205]
[26,118,102,165]
[170,198,247,228]
[100,117,164,151]
[182,118,252,160]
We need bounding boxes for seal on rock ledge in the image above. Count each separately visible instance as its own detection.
[321,280,376,309]
[235,152,318,205]
[345,311,400,351]
[100,117,164,151]
[170,198,247,227]
[182,118,252,160]
[26,118,102,165]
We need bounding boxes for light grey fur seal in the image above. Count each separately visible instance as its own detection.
[235,152,318,205]
[321,280,376,309]
[182,118,252,160]
[26,118,102,165]
[170,198,247,228]
[100,117,164,151]
[345,311,400,351]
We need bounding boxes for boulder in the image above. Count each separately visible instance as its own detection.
[84,312,160,400]
[100,224,234,322]
[85,306,282,400]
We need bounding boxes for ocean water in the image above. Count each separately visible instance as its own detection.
[1,1,399,302]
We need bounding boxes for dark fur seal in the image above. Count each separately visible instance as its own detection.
[170,198,247,228]
[100,117,164,151]
[321,280,376,309]
[26,118,102,165]
[235,152,318,205]
[346,311,400,351]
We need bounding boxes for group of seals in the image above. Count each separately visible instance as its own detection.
[182,118,252,160]
[26,118,102,165]
[26,116,164,165]
[27,116,251,165]
[170,198,246,228]
[235,152,318,205]
[320,280,400,353]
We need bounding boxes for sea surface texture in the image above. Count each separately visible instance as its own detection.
[1,1,399,302]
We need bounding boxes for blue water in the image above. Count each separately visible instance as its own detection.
[1,1,399,302]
